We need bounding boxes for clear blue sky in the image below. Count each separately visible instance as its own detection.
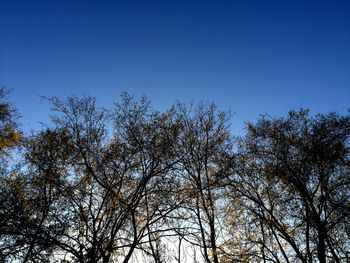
[1,0,349,133]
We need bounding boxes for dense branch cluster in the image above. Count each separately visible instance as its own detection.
[0,90,349,263]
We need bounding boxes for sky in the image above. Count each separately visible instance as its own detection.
[1,0,349,134]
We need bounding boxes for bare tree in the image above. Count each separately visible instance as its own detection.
[18,94,182,262]
[225,109,350,263]
[174,102,234,263]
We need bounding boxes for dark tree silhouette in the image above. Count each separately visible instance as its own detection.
[225,109,350,263]
[1,92,349,263]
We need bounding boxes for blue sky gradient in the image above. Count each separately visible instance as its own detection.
[1,0,349,133]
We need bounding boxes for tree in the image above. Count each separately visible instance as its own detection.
[174,102,234,263]
[2,90,350,263]
[0,87,21,154]
[0,87,25,262]
[225,109,350,263]
[20,94,183,262]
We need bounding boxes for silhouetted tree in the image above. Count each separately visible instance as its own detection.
[21,94,183,262]
[225,109,350,263]
[0,87,27,262]
[2,91,350,263]
[174,102,234,263]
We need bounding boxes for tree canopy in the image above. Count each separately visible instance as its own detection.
[0,87,21,154]
[0,93,349,263]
